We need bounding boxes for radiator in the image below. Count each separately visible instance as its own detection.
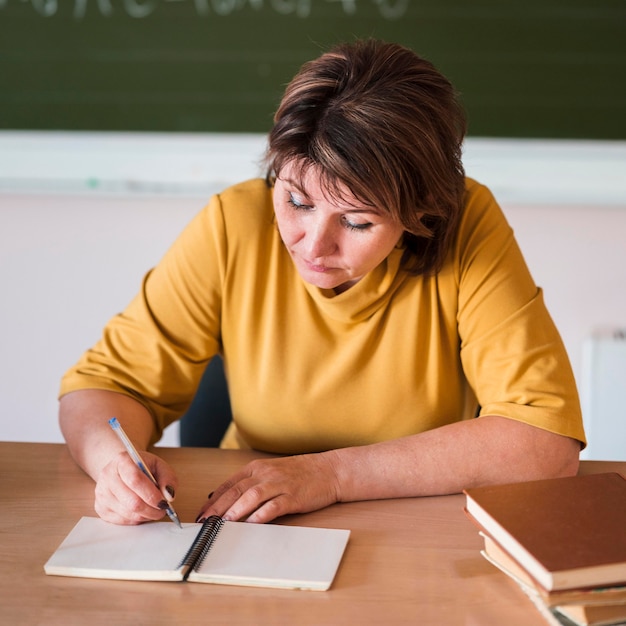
[581,329,626,461]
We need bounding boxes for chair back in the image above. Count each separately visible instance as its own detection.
[179,355,232,447]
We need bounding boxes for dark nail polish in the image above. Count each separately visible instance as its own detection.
[195,515,206,523]
[165,485,176,499]
[207,492,214,499]
[158,500,169,510]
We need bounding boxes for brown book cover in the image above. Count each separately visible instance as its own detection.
[464,473,626,592]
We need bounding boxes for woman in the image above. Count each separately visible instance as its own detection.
[59,39,585,526]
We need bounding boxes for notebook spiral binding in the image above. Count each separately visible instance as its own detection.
[178,515,225,580]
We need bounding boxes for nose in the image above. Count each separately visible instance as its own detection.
[304,216,338,259]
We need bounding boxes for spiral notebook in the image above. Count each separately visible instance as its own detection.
[44,516,350,591]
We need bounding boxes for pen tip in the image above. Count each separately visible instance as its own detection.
[169,509,183,528]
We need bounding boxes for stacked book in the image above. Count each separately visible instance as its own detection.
[463,472,626,626]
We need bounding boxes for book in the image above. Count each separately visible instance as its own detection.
[554,602,626,626]
[463,472,626,592]
[44,515,350,591]
[480,534,626,626]
[514,579,579,626]
[480,532,626,608]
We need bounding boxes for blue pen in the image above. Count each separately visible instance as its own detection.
[108,417,182,528]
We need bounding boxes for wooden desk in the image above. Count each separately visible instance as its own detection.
[1,442,623,626]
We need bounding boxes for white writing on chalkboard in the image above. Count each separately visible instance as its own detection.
[5,0,409,20]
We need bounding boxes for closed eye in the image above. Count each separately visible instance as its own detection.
[287,192,312,210]
[342,215,373,231]
[288,191,373,231]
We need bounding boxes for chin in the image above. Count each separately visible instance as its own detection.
[306,278,340,290]
[300,273,341,291]
[305,274,357,293]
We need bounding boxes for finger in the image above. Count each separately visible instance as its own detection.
[245,494,291,524]
[196,477,275,522]
[149,457,178,503]
[221,481,283,521]
[195,481,253,521]
[96,456,167,524]
[116,454,166,509]
[195,490,219,522]
[194,467,252,519]
[94,480,164,525]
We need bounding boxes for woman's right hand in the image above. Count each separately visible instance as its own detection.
[59,389,179,525]
[94,449,179,525]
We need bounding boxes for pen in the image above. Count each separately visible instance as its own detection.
[108,417,182,528]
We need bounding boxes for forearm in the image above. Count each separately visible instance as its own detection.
[326,415,581,503]
[59,389,157,481]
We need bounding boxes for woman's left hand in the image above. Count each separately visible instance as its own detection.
[196,452,341,524]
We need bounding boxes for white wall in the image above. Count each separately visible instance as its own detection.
[0,132,267,447]
[1,132,625,452]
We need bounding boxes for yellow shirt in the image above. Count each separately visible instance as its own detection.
[60,178,585,451]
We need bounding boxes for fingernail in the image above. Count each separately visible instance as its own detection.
[158,500,169,510]
[207,492,214,499]
[165,485,176,499]
[195,514,206,523]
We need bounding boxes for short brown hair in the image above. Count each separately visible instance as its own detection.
[265,39,467,276]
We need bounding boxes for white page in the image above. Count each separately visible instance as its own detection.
[188,520,350,590]
[44,517,200,581]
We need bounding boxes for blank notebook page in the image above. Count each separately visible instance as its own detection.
[190,521,350,588]
[44,518,199,581]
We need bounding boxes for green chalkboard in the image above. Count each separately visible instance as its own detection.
[1,0,625,139]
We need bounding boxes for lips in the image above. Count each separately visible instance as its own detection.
[303,259,333,273]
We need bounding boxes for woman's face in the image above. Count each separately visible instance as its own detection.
[273,161,404,294]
